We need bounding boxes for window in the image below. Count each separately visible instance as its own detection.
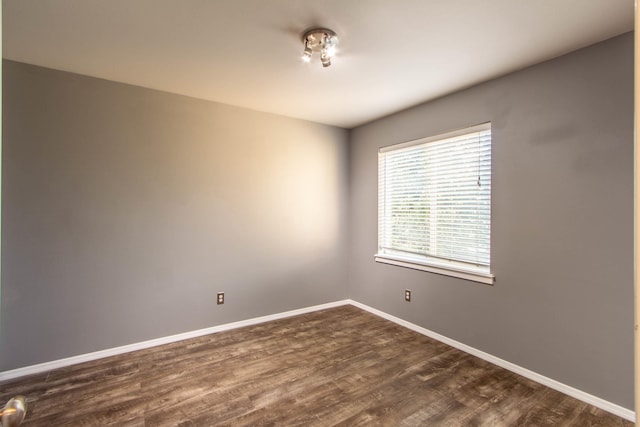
[376,123,494,284]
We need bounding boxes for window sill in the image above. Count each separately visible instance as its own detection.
[374,254,495,285]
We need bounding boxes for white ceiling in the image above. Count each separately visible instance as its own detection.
[2,0,634,129]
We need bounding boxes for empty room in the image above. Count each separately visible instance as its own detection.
[0,1,635,426]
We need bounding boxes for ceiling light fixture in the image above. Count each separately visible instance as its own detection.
[301,28,338,68]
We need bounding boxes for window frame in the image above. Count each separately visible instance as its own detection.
[375,123,495,285]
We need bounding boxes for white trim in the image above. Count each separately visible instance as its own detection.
[349,300,635,422]
[0,300,350,382]
[375,255,495,285]
[0,298,633,423]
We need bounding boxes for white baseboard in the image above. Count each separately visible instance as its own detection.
[0,299,350,382]
[0,298,634,422]
[348,300,635,422]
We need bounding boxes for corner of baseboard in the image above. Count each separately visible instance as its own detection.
[1,298,633,423]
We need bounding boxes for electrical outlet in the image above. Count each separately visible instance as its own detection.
[405,289,411,302]
[217,292,224,305]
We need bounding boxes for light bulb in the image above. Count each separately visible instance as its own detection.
[321,51,331,67]
[302,44,312,63]
[326,45,336,58]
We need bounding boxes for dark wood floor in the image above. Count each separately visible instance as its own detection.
[0,305,632,426]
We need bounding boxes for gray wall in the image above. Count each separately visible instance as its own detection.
[348,33,634,409]
[1,60,349,370]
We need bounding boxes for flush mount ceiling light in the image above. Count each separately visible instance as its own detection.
[301,28,338,68]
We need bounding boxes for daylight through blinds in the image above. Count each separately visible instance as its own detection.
[378,124,492,270]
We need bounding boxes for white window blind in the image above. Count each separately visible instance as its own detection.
[376,123,493,284]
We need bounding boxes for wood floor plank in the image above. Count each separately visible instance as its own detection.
[0,306,632,426]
